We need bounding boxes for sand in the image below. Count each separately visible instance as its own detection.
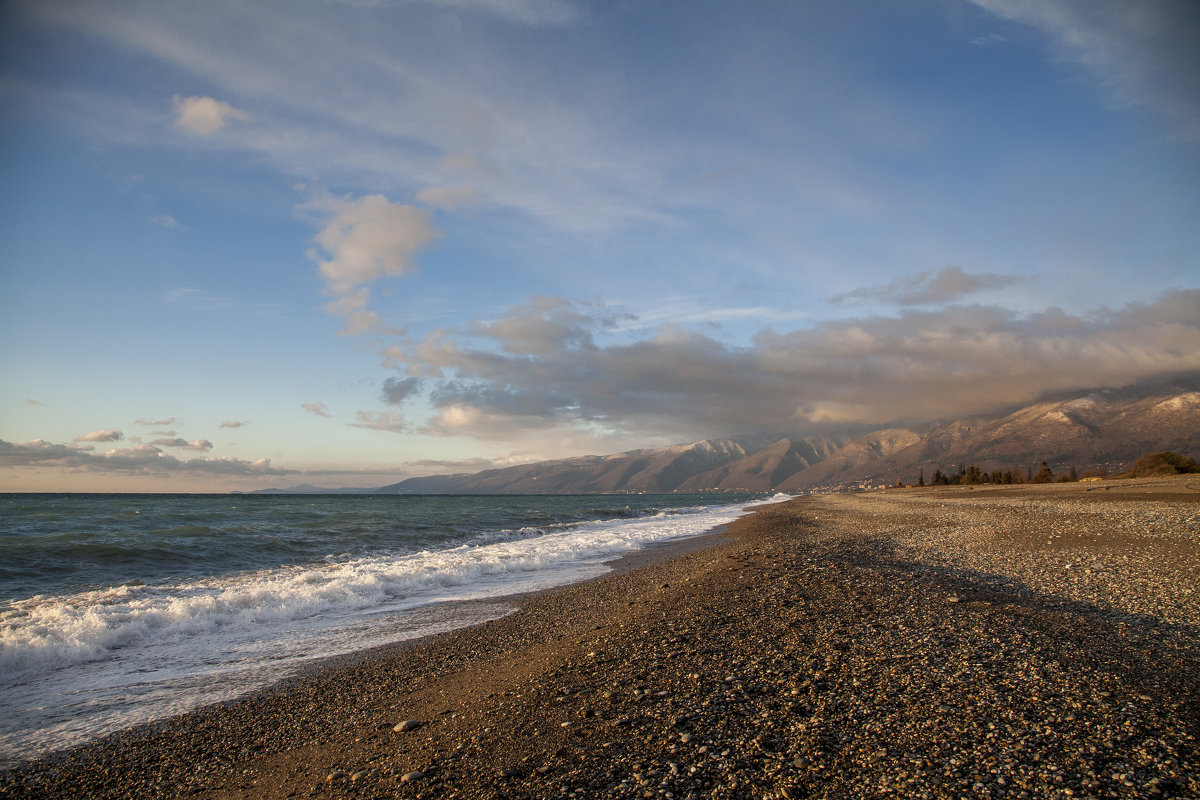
[3,477,1198,799]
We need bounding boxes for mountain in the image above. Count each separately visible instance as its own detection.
[376,438,764,494]
[777,376,1200,489]
[237,484,377,495]
[674,436,844,492]
[278,375,1200,495]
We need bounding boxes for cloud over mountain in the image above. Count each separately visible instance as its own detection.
[382,288,1200,441]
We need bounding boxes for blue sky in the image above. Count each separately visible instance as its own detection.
[1,0,1198,491]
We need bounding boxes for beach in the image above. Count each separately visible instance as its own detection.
[3,478,1198,800]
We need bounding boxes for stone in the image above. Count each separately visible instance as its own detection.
[394,719,422,733]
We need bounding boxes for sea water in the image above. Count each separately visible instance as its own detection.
[0,492,782,765]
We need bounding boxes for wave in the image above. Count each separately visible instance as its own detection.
[1,498,784,677]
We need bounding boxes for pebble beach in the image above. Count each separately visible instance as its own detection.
[3,477,1198,800]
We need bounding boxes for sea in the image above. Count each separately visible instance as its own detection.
[0,491,783,766]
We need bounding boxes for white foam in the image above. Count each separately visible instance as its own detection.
[0,496,786,763]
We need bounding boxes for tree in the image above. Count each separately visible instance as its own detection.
[1121,451,1200,477]
[918,467,925,487]
[1032,461,1054,483]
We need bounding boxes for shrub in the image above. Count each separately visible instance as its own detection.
[1121,451,1200,477]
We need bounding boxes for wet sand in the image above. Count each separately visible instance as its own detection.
[3,477,1198,799]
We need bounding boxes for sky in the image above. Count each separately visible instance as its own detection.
[1,0,1198,492]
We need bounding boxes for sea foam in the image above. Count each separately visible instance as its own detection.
[0,494,789,763]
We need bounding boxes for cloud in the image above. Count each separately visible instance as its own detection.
[75,428,124,443]
[407,456,496,469]
[135,417,178,426]
[0,440,296,476]
[403,0,580,27]
[309,194,438,295]
[219,420,248,428]
[381,289,1200,439]
[302,401,331,417]
[970,33,1007,46]
[352,411,408,433]
[381,376,423,405]
[305,193,439,334]
[969,0,1200,141]
[25,398,43,406]
[151,213,179,228]
[323,288,383,337]
[831,266,1021,306]
[151,437,214,452]
[417,185,478,211]
[22,1,675,235]
[172,94,252,136]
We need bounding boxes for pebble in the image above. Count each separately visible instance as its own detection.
[393,719,422,732]
[4,481,1197,800]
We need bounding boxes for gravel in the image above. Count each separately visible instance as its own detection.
[3,477,1197,800]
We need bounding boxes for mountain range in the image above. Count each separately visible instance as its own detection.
[254,375,1200,494]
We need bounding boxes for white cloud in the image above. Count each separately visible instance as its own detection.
[310,194,438,295]
[219,420,248,428]
[0,439,296,476]
[302,401,332,417]
[172,94,252,136]
[305,193,439,334]
[323,288,384,337]
[352,410,408,433]
[969,0,1200,141]
[135,417,178,426]
[75,428,123,443]
[22,1,673,235]
[151,213,179,228]
[151,437,214,452]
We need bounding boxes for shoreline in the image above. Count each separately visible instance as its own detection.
[4,479,1198,799]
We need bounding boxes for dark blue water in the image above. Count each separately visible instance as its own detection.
[0,491,776,765]
[0,493,753,600]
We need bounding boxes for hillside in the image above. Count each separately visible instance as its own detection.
[358,375,1200,494]
[778,377,1200,489]
[376,438,817,494]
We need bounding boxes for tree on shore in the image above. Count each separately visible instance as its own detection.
[1121,451,1200,477]
[1032,461,1054,483]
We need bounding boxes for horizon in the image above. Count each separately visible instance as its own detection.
[2,1,1199,492]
